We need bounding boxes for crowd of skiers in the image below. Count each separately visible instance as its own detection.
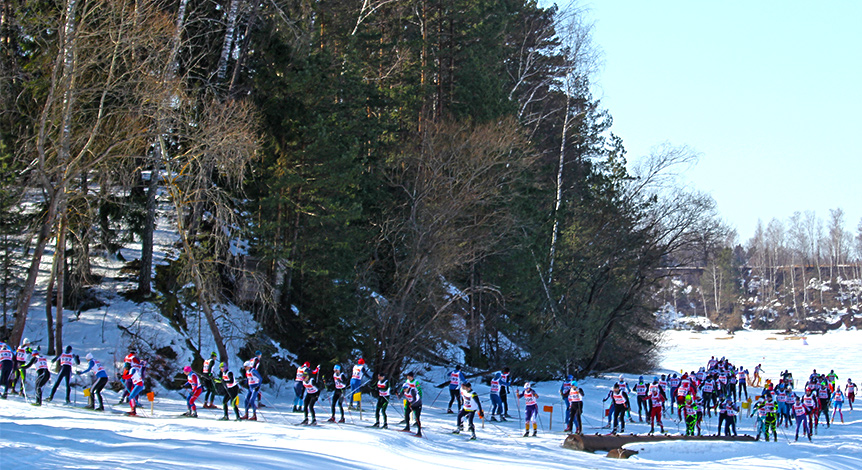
[589,355,857,442]
[2,338,856,443]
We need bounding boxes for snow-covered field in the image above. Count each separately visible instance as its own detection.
[2,329,861,469]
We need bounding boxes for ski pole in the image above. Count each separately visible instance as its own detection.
[516,390,522,428]
[261,395,289,424]
[430,385,447,407]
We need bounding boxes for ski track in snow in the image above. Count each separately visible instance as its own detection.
[3,329,862,469]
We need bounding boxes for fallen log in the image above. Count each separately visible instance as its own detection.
[563,433,756,453]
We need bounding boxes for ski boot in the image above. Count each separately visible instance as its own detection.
[499,416,507,422]
[523,429,530,437]
[490,416,497,422]
[95,406,104,411]
[447,409,454,414]
[564,426,572,433]
[381,423,388,429]
[310,419,317,425]
[371,422,380,428]
[339,417,345,423]
[220,415,230,421]
[532,429,537,437]
[248,414,257,421]
[300,419,309,425]
[452,429,461,434]
[470,431,476,440]
[327,416,336,423]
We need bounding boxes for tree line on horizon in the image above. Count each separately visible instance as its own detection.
[661,208,862,331]
[1,0,729,380]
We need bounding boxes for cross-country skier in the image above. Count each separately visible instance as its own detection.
[218,362,241,421]
[242,360,261,421]
[328,364,346,423]
[846,378,856,411]
[124,363,144,416]
[682,394,698,436]
[452,382,483,440]
[701,374,716,417]
[616,376,634,422]
[294,361,309,412]
[201,352,218,409]
[792,395,812,441]
[48,345,79,404]
[11,339,32,396]
[832,387,845,424]
[753,364,764,387]
[826,370,839,391]
[489,371,505,421]
[762,394,778,442]
[560,375,573,425]
[26,348,50,406]
[120,350,144,404]
[737,368,749,399]
[723,398,739,436]
[648,384,665,434]
[402,370,423,425]
[500,367,512,418]
[350,358,371,410]
[565,379,585,434]
[635,376,648,422]
[372,372,390,428]
[401,380,423,437]
[77,353,108,410]
[300,367,321,425]
[447,365,466,413]
[728,368,738,401]
[816,379,831,428]
[667,374,679,413]
[802,388,817,434]
[518,382,540,437]
[0,343,13,399]
[181,365,202,417]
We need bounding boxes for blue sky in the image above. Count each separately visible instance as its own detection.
[581,0,862,242]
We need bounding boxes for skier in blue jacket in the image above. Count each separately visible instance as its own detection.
[447,365,466,413]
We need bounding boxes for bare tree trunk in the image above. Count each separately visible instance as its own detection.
[139,161,158,295]
[10,192,59,347]
[140,0,190,294]
[789,258,798,316]
[217,0,241,81]
[46,249,57,356]
[548,92,571,284]
[228,0,259,97]
[54,212,68,354]
[712,265,720,313]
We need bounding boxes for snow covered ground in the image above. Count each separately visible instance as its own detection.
[2,329,861,469]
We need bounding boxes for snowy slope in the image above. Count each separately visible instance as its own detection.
[3,329,862,469]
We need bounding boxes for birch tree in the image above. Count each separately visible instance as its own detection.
[10,0,174,348]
